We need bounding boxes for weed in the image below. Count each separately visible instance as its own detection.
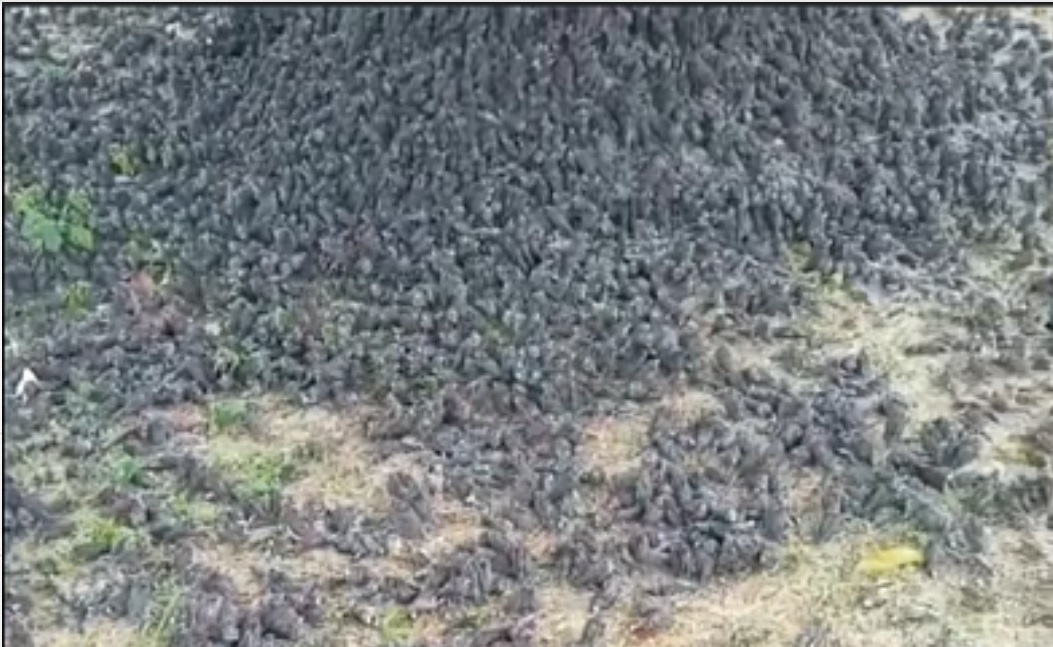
[379,608,415,645]
[452,605,493,630]
[142,577,185,646]
[62,281,92,318]
[206,398,252,434]
[241,453,297,502]
[12,184,95,255]
[106,451,147,489]
[169,492,220,528]
[14,185,64,253]
[217,451,299,507]
[109,146,142,177]
[72,512,143,560]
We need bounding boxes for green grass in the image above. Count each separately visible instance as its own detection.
[141,576,186,646]
[206,398,252,434]
[235,453,298,503]
[105,451,148,489]
[212,449,300,508]
[205,398,299,507]
[71,512,144,560]
[169,492,221,528]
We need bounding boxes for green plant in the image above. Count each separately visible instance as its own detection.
[142,577,185,646]
[169,492,220,528]
[12,184,95,254]
[451,605,493,630]
[206,399,251,434]
[379,608,415,645]
[235,453,298,504]
[211,449,299,509]
[109,146,141,177]
[62,281,92,317]
[72,513,143,559]
[107,451,146,489]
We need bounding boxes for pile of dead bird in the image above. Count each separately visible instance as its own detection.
[3,7,1051,646]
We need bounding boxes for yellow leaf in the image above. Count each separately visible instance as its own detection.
[855,544,925,576]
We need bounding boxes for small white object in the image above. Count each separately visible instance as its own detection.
[15,367,39,401]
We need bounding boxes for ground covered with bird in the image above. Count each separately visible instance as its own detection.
[3,6,1052,647]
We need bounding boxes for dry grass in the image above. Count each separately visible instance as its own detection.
[267,403,401,514]
[535,582,595,646]
[33,620,147,647]
[579,388,729,493]
[187,541,268,601]
[550,524,1052,647]
[801,292,958,427]
[580,413,650,477]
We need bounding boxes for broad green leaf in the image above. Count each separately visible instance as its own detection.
[22,216,62,253]
[42,227,64,252]
[67,224,96,251]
